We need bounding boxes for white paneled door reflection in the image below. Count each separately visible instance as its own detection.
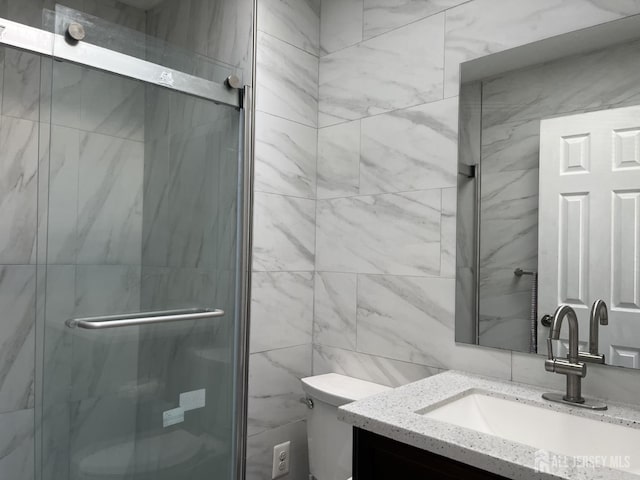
[539,105,640,367]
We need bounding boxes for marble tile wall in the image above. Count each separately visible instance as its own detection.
[315,0,640,414]
[247,0,319,478]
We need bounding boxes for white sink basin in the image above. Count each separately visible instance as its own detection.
[422,390,640,474]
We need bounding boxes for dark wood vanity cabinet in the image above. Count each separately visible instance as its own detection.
[353,428,510,480]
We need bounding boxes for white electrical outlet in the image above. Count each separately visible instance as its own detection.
[271,441,290,479]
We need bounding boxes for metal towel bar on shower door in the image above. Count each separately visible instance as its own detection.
[65,308,225,329]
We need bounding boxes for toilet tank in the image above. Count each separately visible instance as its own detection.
[301,374,391,480]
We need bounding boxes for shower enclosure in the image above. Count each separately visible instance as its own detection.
[0,5,251,479]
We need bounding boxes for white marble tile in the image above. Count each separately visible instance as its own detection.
[0,409,34,480]
[446,343,512,380]
[258,0,320,55]
[319,13,445,127]
[7,0,45,28]
[0,116,38,264]
[481,119,540,173]
[316,190,441,276]
[252,192,316,272]
[478,267,533,352]
[41,266,74,408]
[71,265,141,400]
[479,168,538,271]
[248,344,312,436]
[82,0,147,32]
[444,0,640,97]
[76,132,143,265]
[317,120,360,199]
[141,137,170,267]
[356,274,455,367]
[256,31,319,127]
[440,187,456,278]
[254,111,317,198]
[79,68,145,141]
[314,272,357,350]
[166,126,219,269]
[364,0,467,39]
[481,38,640,129]
[360,97,458,194]
[250,271,314,353]
[46,126,79,265]
[320,0,363,55]
[313,344,440,387]
[246,420,309,480]
[203,0,254,72]
[1,49,40,121]
[0,266,35,413]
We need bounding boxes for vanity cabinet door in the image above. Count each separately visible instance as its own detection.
[353,428,509,480]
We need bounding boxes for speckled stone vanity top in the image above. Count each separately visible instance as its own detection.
[339,370,640,480]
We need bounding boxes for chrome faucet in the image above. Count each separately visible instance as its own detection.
[542,305,607,410]
[578,300,608,364]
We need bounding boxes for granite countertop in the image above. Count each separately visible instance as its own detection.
[338,370,640,480]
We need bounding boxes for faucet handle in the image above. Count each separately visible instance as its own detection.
[578,351,605,364]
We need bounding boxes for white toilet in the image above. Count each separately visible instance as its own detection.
[301,373,391,480]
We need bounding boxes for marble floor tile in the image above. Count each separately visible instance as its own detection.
[320,0,363,55]
[0,266,35,413]
[314,272,357,350]
[444,0,640,97]
[313,344,441,387]
[317,120,360,199]
[247,345,312,436]
[256,31,319,128]
[255,111,317,199]
[251,271,314,353]
[0,116,38,265]
[252,192,315,272]
[364,0,467,39]
[319,13,445,127]
[258,0,320,56]
[360,97,458,194]
[316,190,441,276]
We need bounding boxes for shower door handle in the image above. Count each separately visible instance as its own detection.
[66,308,225,329]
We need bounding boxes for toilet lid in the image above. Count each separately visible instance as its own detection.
[75,430,206,475]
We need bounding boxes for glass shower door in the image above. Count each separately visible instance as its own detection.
[39,10,242,480]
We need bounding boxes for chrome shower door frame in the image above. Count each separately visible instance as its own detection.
[1,13,254,480]
[0,16,241,107]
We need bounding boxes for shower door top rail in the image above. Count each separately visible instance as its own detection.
[0,17,241,107]
[66,308,225,329]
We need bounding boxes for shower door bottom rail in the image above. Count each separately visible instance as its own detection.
[66,308,225,329]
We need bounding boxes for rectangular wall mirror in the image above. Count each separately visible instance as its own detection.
[455,14,640,370]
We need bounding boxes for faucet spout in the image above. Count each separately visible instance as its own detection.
[588,300,608,355]
[549,305,580,364]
